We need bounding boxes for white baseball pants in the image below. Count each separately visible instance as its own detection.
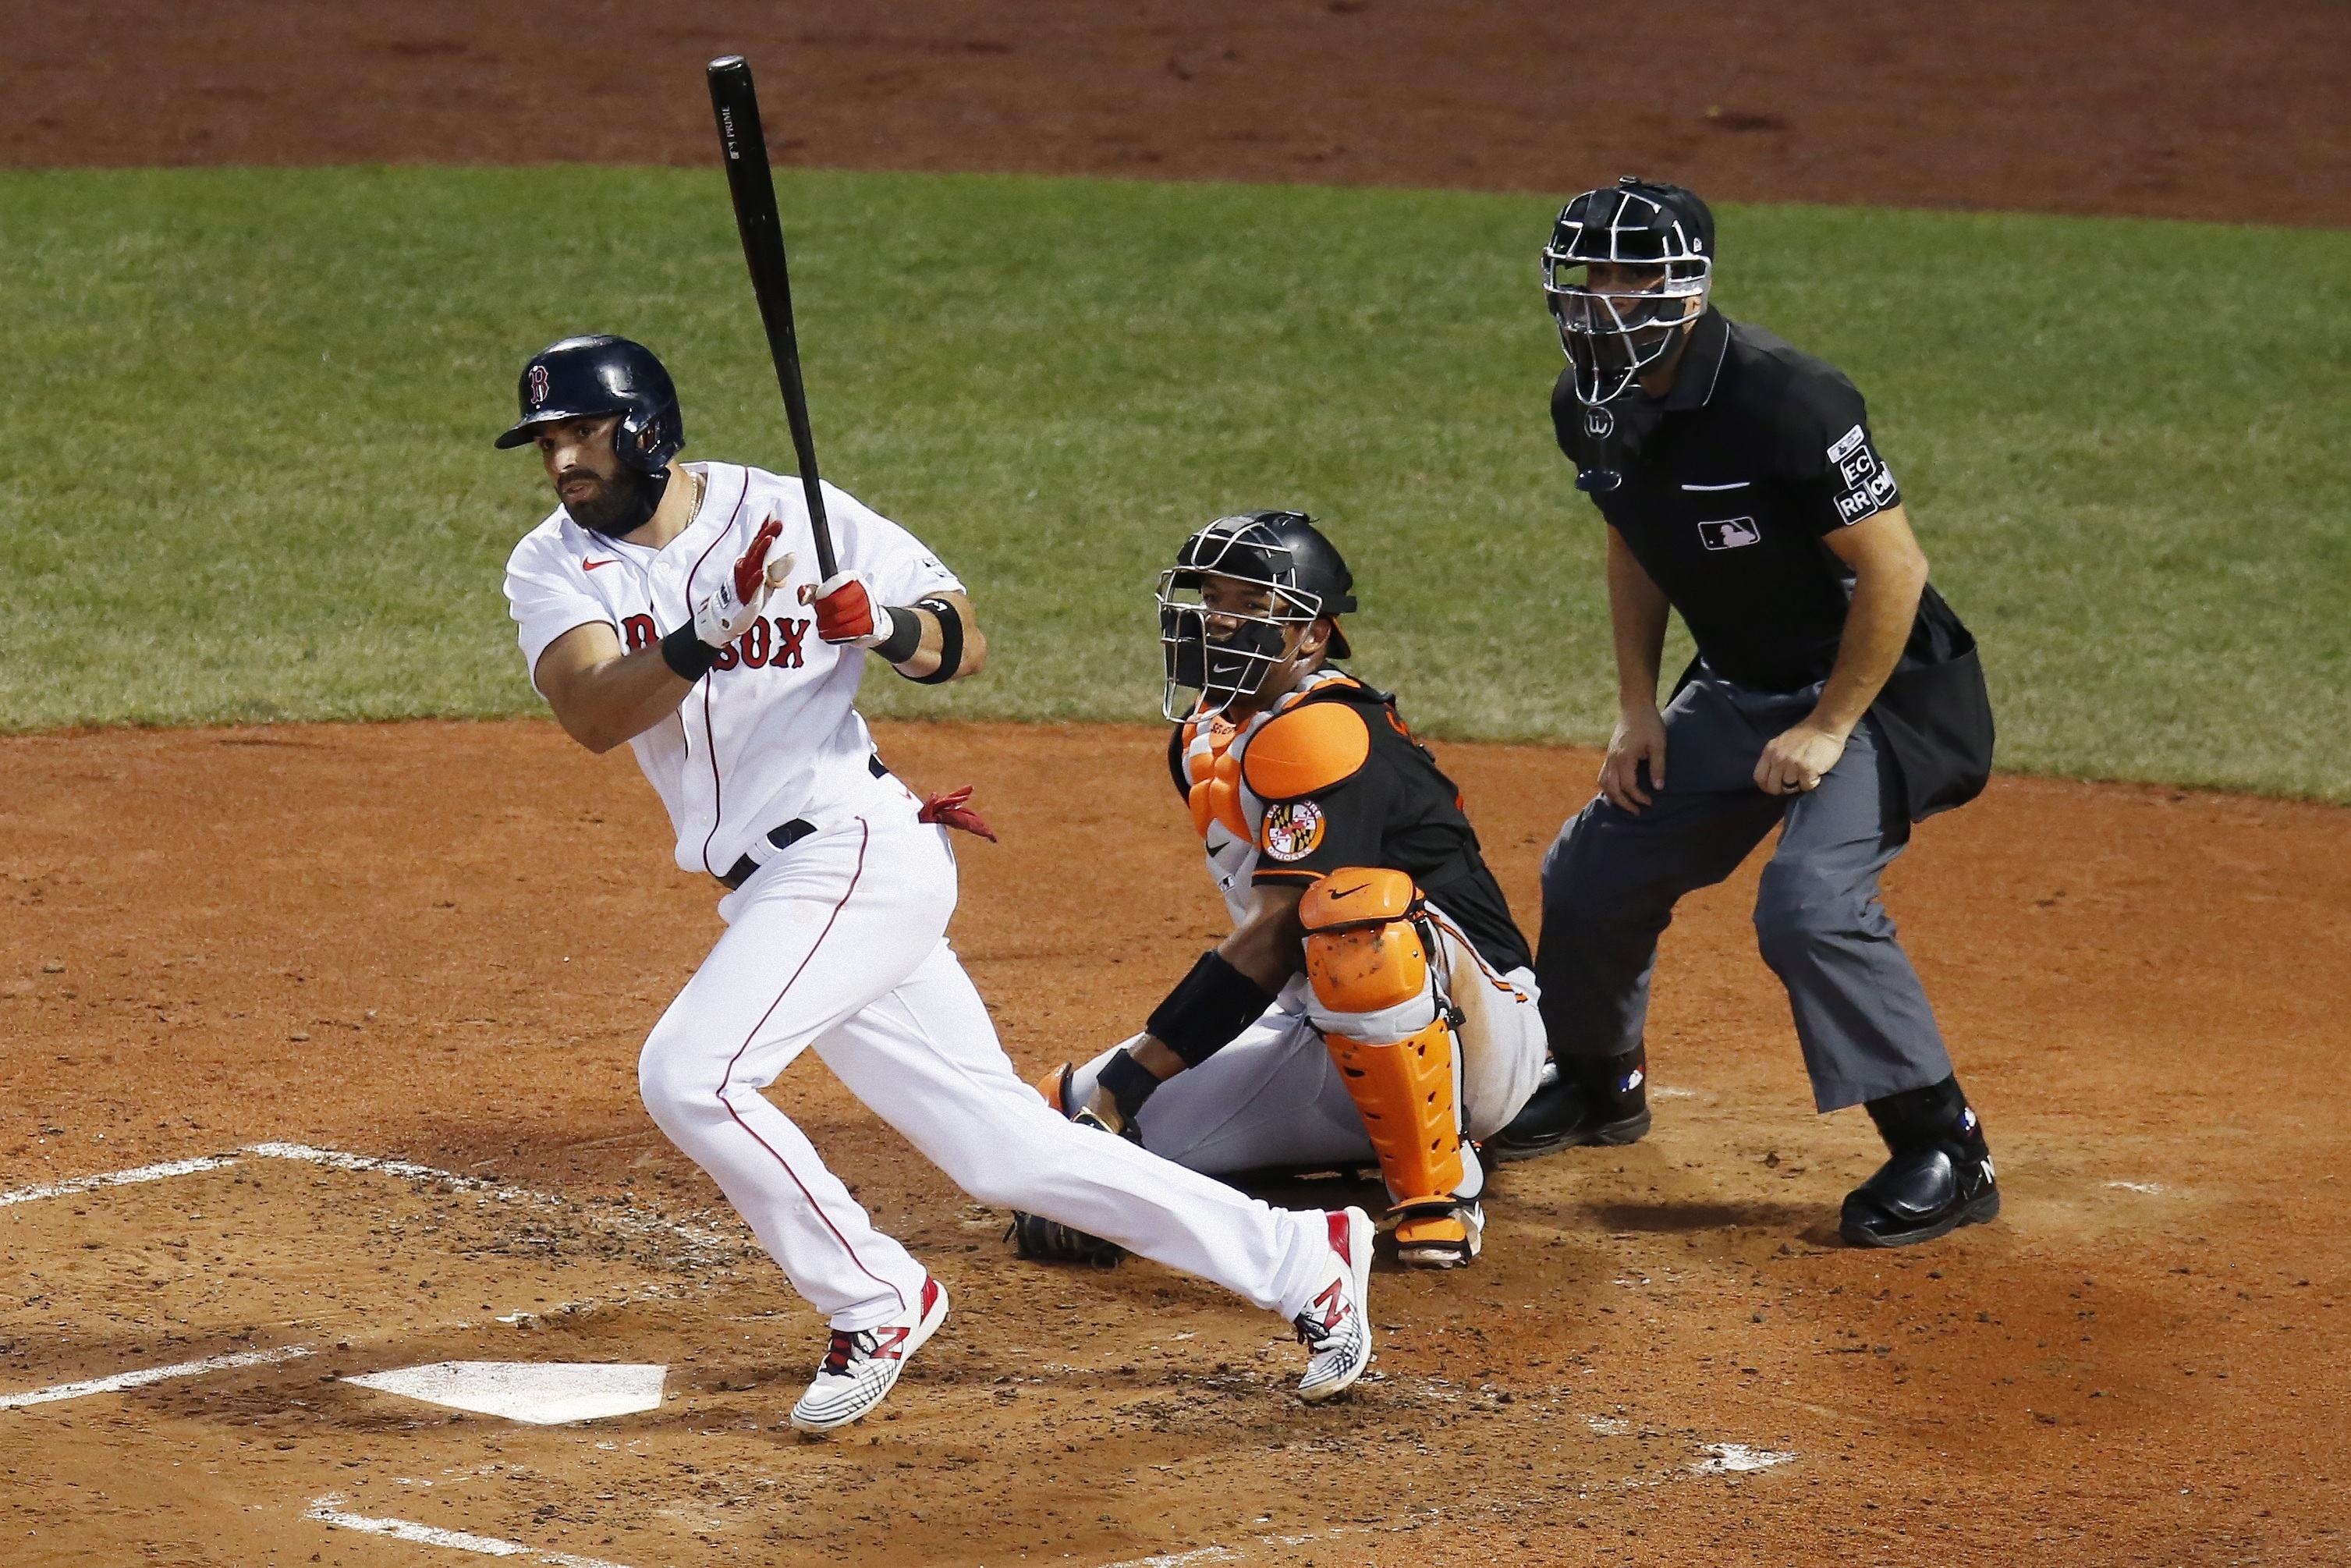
[636,806,1329,1332]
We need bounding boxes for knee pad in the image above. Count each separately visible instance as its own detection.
[1300,867,1437,1042]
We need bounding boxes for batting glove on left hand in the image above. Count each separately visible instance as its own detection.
[692,519,795,647]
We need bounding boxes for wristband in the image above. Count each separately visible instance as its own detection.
[1096,1048,1164,1124]
[1146,949,1274,1067]
[873,605,924,664]
[660,622,719,681]
[906,595,965,685]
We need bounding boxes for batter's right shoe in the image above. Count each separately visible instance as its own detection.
[787,1275,949,1433]
[1484,1050,1651,1163]
[1293,1208,1374,1403]
[1839,1077,2001,1248]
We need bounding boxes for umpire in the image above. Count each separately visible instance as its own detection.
[1489,177,2000,1248]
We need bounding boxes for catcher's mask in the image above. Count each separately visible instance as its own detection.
[1157,512,1356,722]
[1543,176,1715,406]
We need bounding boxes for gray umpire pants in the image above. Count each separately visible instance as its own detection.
[1536,674,1952,1112]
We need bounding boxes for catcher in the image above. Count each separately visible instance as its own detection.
[1020,512,1546,1269]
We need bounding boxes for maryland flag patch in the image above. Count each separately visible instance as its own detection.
[1261,800,1327,862]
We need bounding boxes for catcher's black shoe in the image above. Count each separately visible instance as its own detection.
[1484,1050,1650,1163]
[1839,1075,2000,1248]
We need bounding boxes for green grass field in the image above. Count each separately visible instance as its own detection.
[2,168,2345,797]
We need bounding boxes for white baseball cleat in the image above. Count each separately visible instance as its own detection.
[787,1275,949,1433]
[1293,1207,1375,1403]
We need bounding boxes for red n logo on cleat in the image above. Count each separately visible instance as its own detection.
[1309,1280,1345,1330]
[871,1325,911,1360]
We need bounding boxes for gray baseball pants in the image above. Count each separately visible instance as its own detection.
[1536,674,1952,1112]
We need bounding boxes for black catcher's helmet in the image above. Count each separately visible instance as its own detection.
[1542,177,1715,407]
[494,335,686,476]
[1157,511,1358,721]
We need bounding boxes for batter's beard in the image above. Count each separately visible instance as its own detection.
[557,468,661,538]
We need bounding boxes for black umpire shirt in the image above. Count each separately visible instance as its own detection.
[1551,307,1995,819]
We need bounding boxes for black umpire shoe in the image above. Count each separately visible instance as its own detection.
[1484,1049,1651,1163]
[1839,1075,2000,1247]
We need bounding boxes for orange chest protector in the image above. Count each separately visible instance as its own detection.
[1181,715,1251,843]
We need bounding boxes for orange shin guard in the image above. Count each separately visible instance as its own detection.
[1323,1013,1465,1210]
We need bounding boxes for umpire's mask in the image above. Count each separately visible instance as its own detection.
[1543,177,1714,406]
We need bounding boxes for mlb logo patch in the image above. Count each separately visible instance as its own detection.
[1698,516,1761,551]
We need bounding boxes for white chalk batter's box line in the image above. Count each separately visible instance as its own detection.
[307,1492,636,1568]
[0,1141,746,1253]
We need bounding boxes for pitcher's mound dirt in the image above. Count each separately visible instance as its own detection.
[2,718,2346,1565]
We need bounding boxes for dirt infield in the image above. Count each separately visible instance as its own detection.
[6,0,2348,225]
[3,718,2346,1565]
[5,8,2348,1562]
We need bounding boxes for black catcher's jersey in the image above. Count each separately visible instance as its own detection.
[1170,676,1534,974]
[1553,307,1950,695]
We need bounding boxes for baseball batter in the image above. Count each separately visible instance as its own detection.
[1019,513,1546,1271]
[495,335,1375,1430]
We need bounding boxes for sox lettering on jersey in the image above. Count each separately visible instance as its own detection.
[626,608,808,672]
[708,615,810,672]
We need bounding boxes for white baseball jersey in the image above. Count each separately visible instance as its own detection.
[502,461,962,877]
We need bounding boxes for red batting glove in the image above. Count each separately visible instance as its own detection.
[918,786,998,843]
[693,518,793,647]
[800,569,884,646]
[734,517,784,603]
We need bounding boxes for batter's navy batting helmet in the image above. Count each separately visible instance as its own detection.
[494,335,686,476]
[1543,177,1715,407]
[1158,511,1357,721]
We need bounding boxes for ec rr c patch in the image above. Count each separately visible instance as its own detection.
[1827,422,1901,525]
[1261,800,1327,862]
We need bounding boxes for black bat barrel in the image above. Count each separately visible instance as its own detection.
[708,55,836,580]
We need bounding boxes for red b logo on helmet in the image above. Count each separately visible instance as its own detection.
[527,364,551,407]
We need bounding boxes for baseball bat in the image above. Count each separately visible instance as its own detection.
[707,54,837,580]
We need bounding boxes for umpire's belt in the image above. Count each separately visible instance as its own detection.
[718,754,892,891]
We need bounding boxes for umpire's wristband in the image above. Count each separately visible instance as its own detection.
[1147,949,1274,1068]
[660,623,719,682]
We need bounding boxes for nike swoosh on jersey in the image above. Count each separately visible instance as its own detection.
[583,559,620,571]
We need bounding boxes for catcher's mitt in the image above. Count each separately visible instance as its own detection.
[1007,1108,1135,1267]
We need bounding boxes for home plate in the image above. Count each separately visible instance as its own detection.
[346,1362,668,1424]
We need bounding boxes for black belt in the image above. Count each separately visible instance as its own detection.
[719,818,817,890]
[718,755,892,891]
